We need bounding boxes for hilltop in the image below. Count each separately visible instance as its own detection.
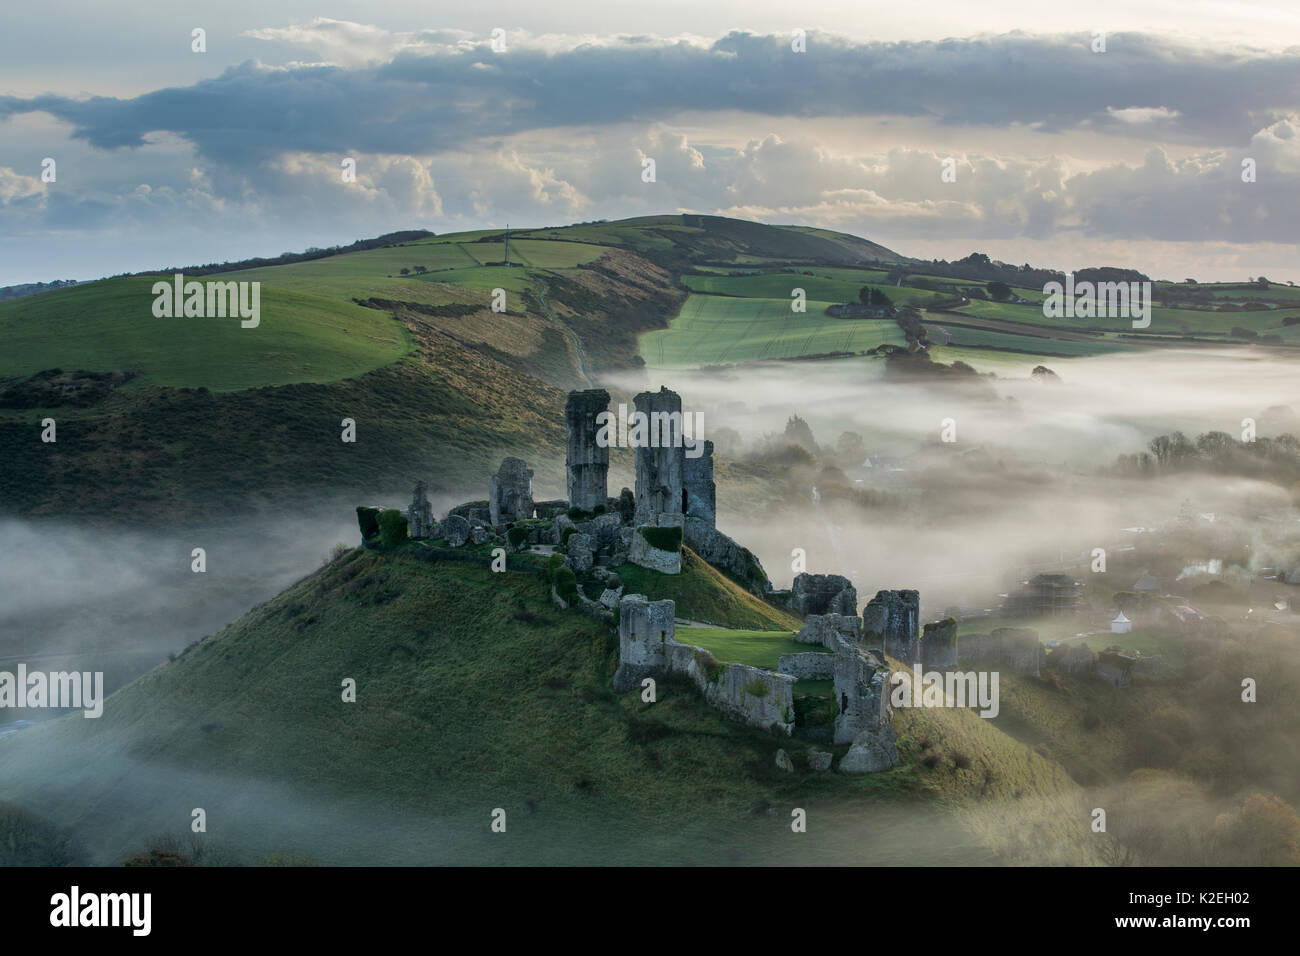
[0,546,1100,866]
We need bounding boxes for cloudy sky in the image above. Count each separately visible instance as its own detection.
[1,1,1298,285]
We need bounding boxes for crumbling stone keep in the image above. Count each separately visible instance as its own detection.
[489,457,535,526]
[634,387,686,525]
[863,589,919,661]
[791,573,858,617]
[566,389,610,512]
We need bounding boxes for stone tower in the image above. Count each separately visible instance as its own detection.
[489,457,534,525]
[682,439,716,527]
[613,594,676,691]
[633,387,685,525]
[565,389,610,512]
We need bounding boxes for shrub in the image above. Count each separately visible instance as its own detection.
[921,754,941,769]
[507,526,529,550]
[638,526,683,552]
[377,509,409,548]
[0,802,87,865]
[355,506,381,540]
[552,567,579,604]
[695,649,724,683]
[561,527,577,545]
[744,679,770,698]
[567,506,593,521]
[547,553,566,573]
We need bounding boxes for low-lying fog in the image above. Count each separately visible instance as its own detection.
[610,348,1300,615]
[3,347,1297,716]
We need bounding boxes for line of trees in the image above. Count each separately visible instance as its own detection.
[1116,430,1300,484]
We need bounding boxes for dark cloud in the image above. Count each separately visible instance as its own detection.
[2,31,1296,163]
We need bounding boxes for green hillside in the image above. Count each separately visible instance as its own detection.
[5,212,1287,524]
[0,547,1100,866]
[0,276,413,392]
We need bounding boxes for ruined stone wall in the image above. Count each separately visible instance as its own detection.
[682,439,716,528]
[628,528,682,574]
[777,651,835,680]
[832,638,891,745]
[706,663,795,734]
[919,618,958,670]
[615,594,794,733]
[864,589,919,662]
[795,613,863,649]
[996,628,1042,676]
[791,573,858,617]
[613,595,675,691]
[488,457,534,526]
[407,482,434,539]
[960,627,1043,676]
[566,389,610,512]
[831,636,899,771]
[633,387,685,525]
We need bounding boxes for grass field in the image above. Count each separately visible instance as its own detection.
[641,294,906,368]
[948,296,1297,336]
[675,626,821,670]
[615,551,801,631]
[683,272,941,308]
[929,324,1128,357]
[0,276,413,391]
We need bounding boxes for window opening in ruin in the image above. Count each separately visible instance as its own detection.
[659,630,665,642]
[682,488,688,513]
[840,692,848,714]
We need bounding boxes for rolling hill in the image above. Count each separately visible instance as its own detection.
[0,545,1102,866]
[2,212,1292,525]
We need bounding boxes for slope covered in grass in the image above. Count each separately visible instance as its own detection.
[615,549,802,631]
[0,549,1101,865]
[0,276,413,391]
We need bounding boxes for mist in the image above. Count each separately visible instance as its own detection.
[602,348,1300,616]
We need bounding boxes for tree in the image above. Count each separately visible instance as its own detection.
[399,267,410,276]
[858,286,892,308]
[783,415,818,454]
[836,431,867,466]
[377,509,409,547]
[987,281,1012,301]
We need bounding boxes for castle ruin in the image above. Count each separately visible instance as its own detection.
[489,457,535,525]
[359,385,1066,774]
[565,388,610,513]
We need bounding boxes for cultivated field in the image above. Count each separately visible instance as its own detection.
[641,294,907,368]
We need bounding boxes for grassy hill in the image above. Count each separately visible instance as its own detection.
[6,211,1289,523]
[0,547,1102,866]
